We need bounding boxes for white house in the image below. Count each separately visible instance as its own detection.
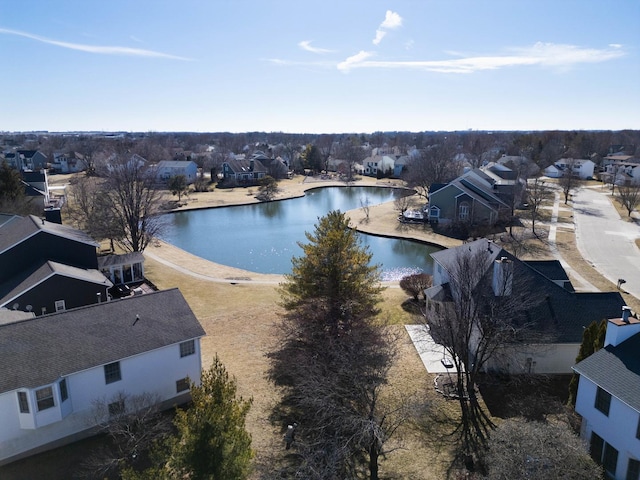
[573,307,640,479]
[363,154,395,177]
[155,160,198,184]
[0,288,206,465]
[544,158,595,179]
[425,239,625,374]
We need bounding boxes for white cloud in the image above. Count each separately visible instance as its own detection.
[0,27,192,60]
[337,50,375,72]
[380,10,402,29]
[339,42,625,73]
[298,40,334,54]
[372,10,402,45]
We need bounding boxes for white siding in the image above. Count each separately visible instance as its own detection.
[0,339,202,464]
[576,376,640,479]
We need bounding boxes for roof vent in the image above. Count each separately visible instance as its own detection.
[622,306,631,323]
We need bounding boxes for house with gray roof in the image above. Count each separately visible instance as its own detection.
[426,239,626,374]
[573,308,640,479]
[155,160,198,184]
[0,288,206,465]
[221,158,267,185]
[427,169,511,226]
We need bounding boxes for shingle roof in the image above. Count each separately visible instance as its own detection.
[98,252,144,269]
[0,215,99,254]
[0,288,206,392]
[573,332,640,412]
[0,260,113,307]
[431,239,626,343]
[524,260,571,283]
[224,158,267,174]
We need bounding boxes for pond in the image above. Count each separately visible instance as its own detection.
[159,186,441,280]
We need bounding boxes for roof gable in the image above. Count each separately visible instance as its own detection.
[573,333,640,412]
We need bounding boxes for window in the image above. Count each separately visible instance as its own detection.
[603,443,619,476]
[104,362,122,384]
[595,386,612,416]
[176,378,190,393]
[180,340,196,358]
[54,300,66,312]
[590,432,604,463]
[459,202,470,221]
[628,459,640,480]
[59,378,68,402]
[17,391,29,413]
[108,399,125,417]
[35,386,55,411]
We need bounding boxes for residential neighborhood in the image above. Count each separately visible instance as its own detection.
[1,129,640,479]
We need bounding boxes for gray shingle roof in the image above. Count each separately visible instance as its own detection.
[431,240,626,343]
[0,288,205,392]
[0,260,113,306]
[573,332,640,412]
[0,215,99,254]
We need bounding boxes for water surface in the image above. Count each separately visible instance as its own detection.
[160,187,440,280]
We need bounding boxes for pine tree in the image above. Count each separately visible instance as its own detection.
[568,319,607,406]
[168,356,253,480]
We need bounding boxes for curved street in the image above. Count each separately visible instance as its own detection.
[573,186,640,300]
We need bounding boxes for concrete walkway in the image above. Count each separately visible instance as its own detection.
[405,324,453,374]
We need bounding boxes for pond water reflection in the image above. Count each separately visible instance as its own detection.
[159,186,441,280]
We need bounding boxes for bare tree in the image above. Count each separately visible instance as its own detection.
[103,154,163,252]
[616,180,640,216]
[484,419,602,479]
[558,158,583,204]
[526,177,551,236]
[393,193,413,216]
[402,144,459,199]
[80,391,172,478]
[424,244,546,461]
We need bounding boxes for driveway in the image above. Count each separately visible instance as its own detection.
[573,187,640,300]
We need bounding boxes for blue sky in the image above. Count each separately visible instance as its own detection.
[1,0,638,133]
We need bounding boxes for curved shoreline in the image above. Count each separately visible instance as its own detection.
[146,176,462,283]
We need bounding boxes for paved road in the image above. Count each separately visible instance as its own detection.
[573,187,640,300]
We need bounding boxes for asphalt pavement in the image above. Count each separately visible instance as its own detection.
[573,186,640,300]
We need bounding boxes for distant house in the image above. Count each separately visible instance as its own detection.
[363,154,395,177]
[5,150,48,171]
[601,156,640,185]
[20,170,50,208]
[425,239,626,374]
[156,160,198,184]
[0,288,206,465]
[427,169,510,226]
[51,152,86,174]
[221,158,267,185]
[573,308,640,479]
[544,158,595,179]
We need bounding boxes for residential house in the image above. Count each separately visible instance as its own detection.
[20,170,50,209]
[4,150,48,171]
[0,288,206,465]
[601,156,640,185]
[155,160,198,184]
[544,158,596,180]
[0,215,132,314]
[573,308,640,479]
[425,239,626,374]
[362,154,395,177]
[427,169,511,226]
[221,158,267,185]
[51,152,86,174]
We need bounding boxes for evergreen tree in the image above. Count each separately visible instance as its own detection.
[167,357,253,480]
[301,144,323,174]
[270,211,399,479]
[167,174,189,202]
[568,319,607,406]
[0,161,24,202]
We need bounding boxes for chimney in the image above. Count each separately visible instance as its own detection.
[249,159,255,171]
[492,257,513,296]
[604,306,640,347]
